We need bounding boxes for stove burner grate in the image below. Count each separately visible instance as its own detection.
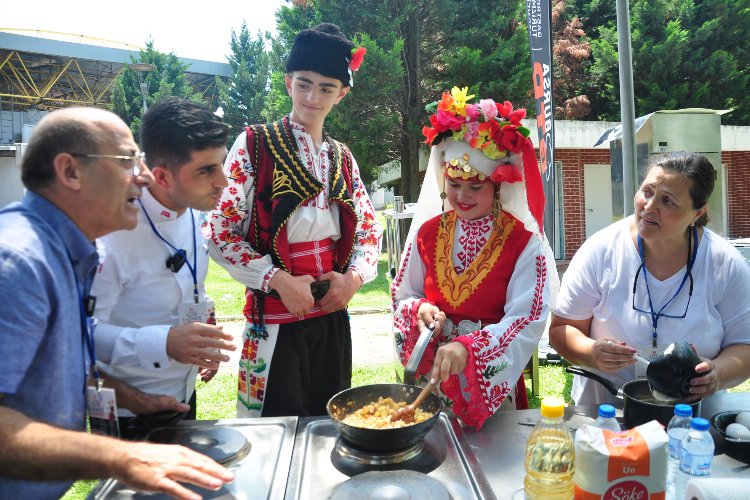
[331,435,446,477]
[335,438,424,465]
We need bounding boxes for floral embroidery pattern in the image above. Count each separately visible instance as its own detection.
[455,214,493,273]
[435,211,515,308]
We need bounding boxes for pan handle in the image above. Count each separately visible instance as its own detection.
[404,324,435,385]
[565,365,619,396]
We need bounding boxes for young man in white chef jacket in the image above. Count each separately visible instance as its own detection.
[92,96,237,437]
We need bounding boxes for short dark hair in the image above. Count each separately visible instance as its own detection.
[139,97,229,171]
[649,152,715,227]
[20,110,101,191]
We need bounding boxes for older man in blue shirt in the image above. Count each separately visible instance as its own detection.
[0,107,233,499]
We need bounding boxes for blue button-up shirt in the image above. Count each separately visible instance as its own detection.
[0,191,100,498]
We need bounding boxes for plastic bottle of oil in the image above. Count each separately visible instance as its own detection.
[523,396,575,499]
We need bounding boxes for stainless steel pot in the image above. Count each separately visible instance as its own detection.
[566,366,701,428]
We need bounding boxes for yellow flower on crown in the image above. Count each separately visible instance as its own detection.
[451,86,474,116]
[437,86,475,117]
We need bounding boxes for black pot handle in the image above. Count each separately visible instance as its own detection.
[565,365,619,396]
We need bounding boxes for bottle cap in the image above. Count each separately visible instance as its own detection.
[674,404,692,417]
[690,417,709,431]
[598,404,616,419]
[540,396,565,418]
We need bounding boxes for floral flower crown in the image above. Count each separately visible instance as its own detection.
[422,87,531,161]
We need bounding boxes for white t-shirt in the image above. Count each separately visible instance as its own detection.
[555,216,750,405]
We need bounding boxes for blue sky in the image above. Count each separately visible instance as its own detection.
[1,0,285,62]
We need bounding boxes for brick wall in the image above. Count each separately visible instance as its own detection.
[555,149,612,259]
[723,151,750,238]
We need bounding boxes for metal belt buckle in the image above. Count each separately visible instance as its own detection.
[442,318,482,340]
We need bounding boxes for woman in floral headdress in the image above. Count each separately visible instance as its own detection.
[391,87,557,430]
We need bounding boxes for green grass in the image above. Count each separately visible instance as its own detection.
[207,252,392,317]
[348,253,391,310]
[206,259,246,318]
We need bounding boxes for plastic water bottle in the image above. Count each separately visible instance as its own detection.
[593,404,621,431]
[675,417,714,499]
[523,396,575,499]
[666,404,693,497]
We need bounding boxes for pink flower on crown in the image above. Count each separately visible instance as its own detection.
[465,104,481,121]
[435,109,465,130]
[478,99,498,121]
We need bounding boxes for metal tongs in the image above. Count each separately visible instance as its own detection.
[403,322,437,385]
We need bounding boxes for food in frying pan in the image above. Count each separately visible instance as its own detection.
[338,397,434,429]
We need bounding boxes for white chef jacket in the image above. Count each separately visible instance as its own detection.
[92,188,209,416]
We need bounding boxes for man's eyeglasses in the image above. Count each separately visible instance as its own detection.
[71,152,145,177]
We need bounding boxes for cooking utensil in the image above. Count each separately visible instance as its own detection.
[391,378,436,423]
[565,366,701,428]
[327,383,441,453]
[646,341,702,399]
[403,322,436,385]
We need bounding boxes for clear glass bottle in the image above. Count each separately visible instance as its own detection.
[675,417,714,499]
[593,404,621,431]
[524,396,575,499]
[665,403,693,498]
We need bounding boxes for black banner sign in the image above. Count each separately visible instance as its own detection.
[525,0,556,248]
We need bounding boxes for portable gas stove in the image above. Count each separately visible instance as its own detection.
[89,417,297,499]
[285,412,496,499]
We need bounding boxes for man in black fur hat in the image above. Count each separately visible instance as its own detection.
[209,23,382,417]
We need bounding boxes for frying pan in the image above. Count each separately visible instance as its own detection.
[566,366,701,428]
[327,383,441,453]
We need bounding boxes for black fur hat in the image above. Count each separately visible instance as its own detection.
[285,23,355,87]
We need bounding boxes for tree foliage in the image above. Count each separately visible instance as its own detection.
[214,22,272,136]
[214,0,749,193]
[572,0,750,124]
[110,41,204,139]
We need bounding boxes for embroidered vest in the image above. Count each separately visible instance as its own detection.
[417,211,532,325]
[245,117,358,273]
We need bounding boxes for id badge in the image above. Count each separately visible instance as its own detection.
[177,298,215,325]
[87,385,120,437]
[634,343,664,379]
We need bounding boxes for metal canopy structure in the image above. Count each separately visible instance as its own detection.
[0,30,231,111]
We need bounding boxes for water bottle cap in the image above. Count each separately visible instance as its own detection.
[598,404,616,419]
[674,404,693,417]
[540,396,565,418]
[690,417,709,431]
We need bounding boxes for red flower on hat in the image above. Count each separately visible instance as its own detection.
[490,164,523,184]
[499,124,525,153]
[350,47,366,71]
[496,101,526,126]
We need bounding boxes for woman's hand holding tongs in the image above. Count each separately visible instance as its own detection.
[417,302,446,338]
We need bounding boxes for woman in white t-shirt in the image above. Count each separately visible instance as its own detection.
[551,152,750,406]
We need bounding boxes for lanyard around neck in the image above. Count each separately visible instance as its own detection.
[64,246,100,389]
[138,200,199,303]
[636,225,698,347]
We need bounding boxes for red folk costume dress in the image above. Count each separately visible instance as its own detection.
[392,87,556,430]
[209,117,382,417]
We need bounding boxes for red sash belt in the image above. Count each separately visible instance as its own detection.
[244,239,336,324]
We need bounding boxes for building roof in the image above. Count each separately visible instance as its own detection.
[0,30,231,110]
